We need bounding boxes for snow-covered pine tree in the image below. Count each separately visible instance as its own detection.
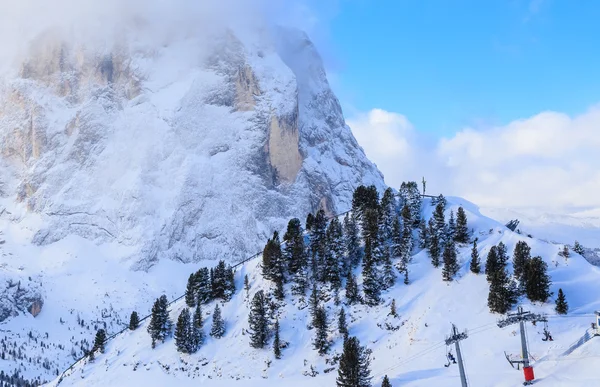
[399,181,422,227]
[485,246,500,282]
[248,290,269,349]
[362,208,380,256]
[381,375,392,387]
[284,218,306,278]
[309,283,320,322]
[555,288,568,315]
[336,336,372,387]
[195,267,212,304]
[487,268,517,314]
[291,266,309,296]
[362,240,381,306]
[455,206,469,243]
[389,299,397,317]
[185,274,197,308]
[129,311,140,331]
[313,306,329,355]
[191,304,205,351]
[210,304,225,338]
[352,185,380,224]
[496,242,509,266]
[174,308,192,353]
[573,241,585,255]
[399,205,413,267]
[428,219,441,268]
[381,251,396,290]
[447,210,456,242]
[338,307,349,339]
[559,245,570,260]
[148,295,172,347]
[433,201,446,243]
[512,241,531,283]
[306,213,315,232]
[469,240,481,274]
[403,269,409,285]
[325,218,344,290]
[93,329,107,353]
[524,256,552,303]
[344,213,363,271]
[345,273,361,305]
[380,188,397,243]
[391,216,402,258]
[244,274,250,296]
[225,266,236,301]
[418,219,429,249]
[310,209,329,282]
[273,318,281,359]
[442,239,459,281]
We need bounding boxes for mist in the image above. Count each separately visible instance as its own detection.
[0,0,324,71]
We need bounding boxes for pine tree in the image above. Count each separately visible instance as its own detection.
[345,273,361,305]
[469,240,481,274]
[291,266,309,296]
[225,266,236,301]
[433,201,446,244]
[129,311,140,331]
[403,268,409,285]
[497,242,509,266]
[399,205,413,266]
[248,290,269,348]
[284,218,306,276]
[485,246,500,282]
[352,185,380,223]
[389,299,397,317]
[555,288,568,315]
[573,241,584,255]
[93,329,107,353]
[379,187,397,245]
[381,252,396,290]
[325,218,344,290]
[513,241,531,282]
[442,239,459,281]
[313,306,329,355]
[244,274,250,296]
[191,304,205,351]
[455,207,469,243]
[185,274,197,308]
[273,318,281,359]
[195,267,212,304]
[174,308,192,353]
[362,240,381,306]
[147,295,172,346]
[447,210,456,242]
[336,336,372,387]
[309,283,320,321]
[559,245,570,260]
[338,307,349,339]
[391,216,403,258]
[381,375,392,387]
[399,181,422,227]
[487,269,517,314]
[210,304,225,338]
[362,208,380,255]
[344,213,363,270]
[306,212,315,232]
[428,218,441,268]
[310,209,329,282]
[524,256,552,303]
[211,260,231,300]
[418,219,429,249]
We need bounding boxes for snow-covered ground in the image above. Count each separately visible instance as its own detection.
[49,197,600,387]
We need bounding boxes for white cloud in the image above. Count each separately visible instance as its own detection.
[348,106,600,210]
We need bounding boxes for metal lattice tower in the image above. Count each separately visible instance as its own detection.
[445,324,469,387]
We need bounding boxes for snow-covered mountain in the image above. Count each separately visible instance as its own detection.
[0,24,384,384]
[48,196,600,387]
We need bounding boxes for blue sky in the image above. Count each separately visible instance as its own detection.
[319,0,600,135]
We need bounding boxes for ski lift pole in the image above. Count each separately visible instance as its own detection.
[445,324,469,387]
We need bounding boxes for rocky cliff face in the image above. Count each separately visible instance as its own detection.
[0,27,384,269]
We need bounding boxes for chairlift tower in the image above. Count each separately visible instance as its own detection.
[445,324,469,387]
[497,306,547,385]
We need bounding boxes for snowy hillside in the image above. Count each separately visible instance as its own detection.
[49,196,600,387]
[0,23,385,384]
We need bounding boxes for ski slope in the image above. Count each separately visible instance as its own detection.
[49,197,600,387]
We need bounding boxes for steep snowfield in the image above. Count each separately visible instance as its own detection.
[50,197,600,386]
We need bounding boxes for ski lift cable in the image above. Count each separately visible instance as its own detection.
[371,341,446,378]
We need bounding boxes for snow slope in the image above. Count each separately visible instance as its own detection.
[50,197,600,387]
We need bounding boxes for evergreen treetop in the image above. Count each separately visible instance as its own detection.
[129,311,140,331]
[455,206,469,243]
[210,304,226,338]
[336,336,372,387]
[524,256,552,303]
[469,240,481,274]
[93,329,107,353]
[248,290,269,349]
[555,288,568,315]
